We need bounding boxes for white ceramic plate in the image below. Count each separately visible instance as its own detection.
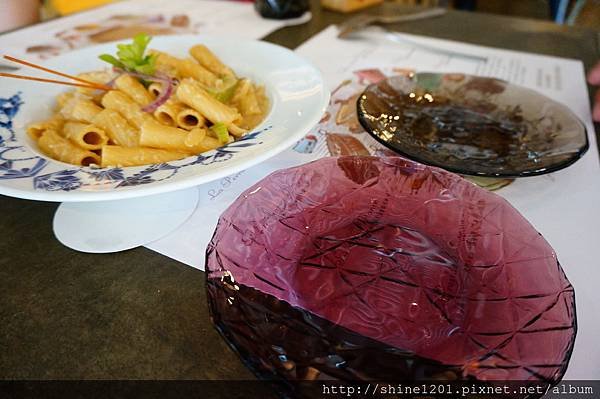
[0,35,328,202]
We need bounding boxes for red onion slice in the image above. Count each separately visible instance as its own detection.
[113,68,174,113]
[141,77,173,113]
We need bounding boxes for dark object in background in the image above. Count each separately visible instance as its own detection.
[254,0,309,19]
[454,0,476,11]
[549,0,564,21]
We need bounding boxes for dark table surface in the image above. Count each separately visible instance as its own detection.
[1,0,599,381]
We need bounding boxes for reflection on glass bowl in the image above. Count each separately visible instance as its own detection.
[206,156,576,397]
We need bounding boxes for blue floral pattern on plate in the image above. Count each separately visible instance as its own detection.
[0,93,269,192]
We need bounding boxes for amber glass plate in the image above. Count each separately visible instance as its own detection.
[357,73,588,177]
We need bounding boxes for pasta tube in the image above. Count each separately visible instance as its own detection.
[148,82,163,98]
[176,79,240,126]
[101,145,190,168]
[234,84,269,130]
[62,122,108,150]
[154,99,186,127]
[61,98,103,123]
[38,130,100,166]
[231,79,261,116]
[101,90,152,129]
[150,50,219,87]
[56,91,76,109]
[140,120,220,153]
[27,115,64,141]
[189,45,234,77]
[114,75,154,106]
[176,108,205,130]
[92,109,139,147]
[76,71,111,97]
[227,123,247,137]
[154,63,180,80]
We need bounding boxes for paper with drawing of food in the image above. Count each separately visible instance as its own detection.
[326,133,370,156]
[27,14,196,58]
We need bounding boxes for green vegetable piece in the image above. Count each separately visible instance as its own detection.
[98,33,156,75]
[98,54,124,69]
[207,77,239,103]
[210,122,229,144]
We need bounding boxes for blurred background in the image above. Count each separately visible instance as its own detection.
[0,0,598,34]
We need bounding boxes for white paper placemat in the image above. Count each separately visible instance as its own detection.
[0,0,310,59]
[146,26,600,379]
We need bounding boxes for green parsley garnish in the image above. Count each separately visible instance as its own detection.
[99,33,157,75]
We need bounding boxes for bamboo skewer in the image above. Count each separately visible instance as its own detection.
[0,72,112,90]
[0,55,113,91]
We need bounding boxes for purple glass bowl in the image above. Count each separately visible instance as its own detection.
[206,156,576,389]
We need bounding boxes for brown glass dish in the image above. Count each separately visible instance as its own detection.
[357,73,588,177]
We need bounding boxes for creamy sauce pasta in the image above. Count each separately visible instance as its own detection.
[27,39,269,168]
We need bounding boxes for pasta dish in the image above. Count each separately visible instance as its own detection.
[25,34,269,167]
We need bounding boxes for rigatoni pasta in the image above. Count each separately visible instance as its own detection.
[153,99,186,127]
[149,49,219,87]
[92,109,139,148]
[189,45,235,78]
[38,130,101,166]
[176,107,205,130]
[27,36,269,168]
[114,75,154,106]
[60,97,103,123]
[176,79,240,126]
[140,120,220,153]
[101,145,190,168]
[148,82,163,98]
[56,91,75,108]
[101,90,152,129]
[28,115,64,141]
[231,78,261,116]
[62,122,108,150]
[76,71,111,101]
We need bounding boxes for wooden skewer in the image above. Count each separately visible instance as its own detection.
[0,72,110,90]
[1,55,112,91]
